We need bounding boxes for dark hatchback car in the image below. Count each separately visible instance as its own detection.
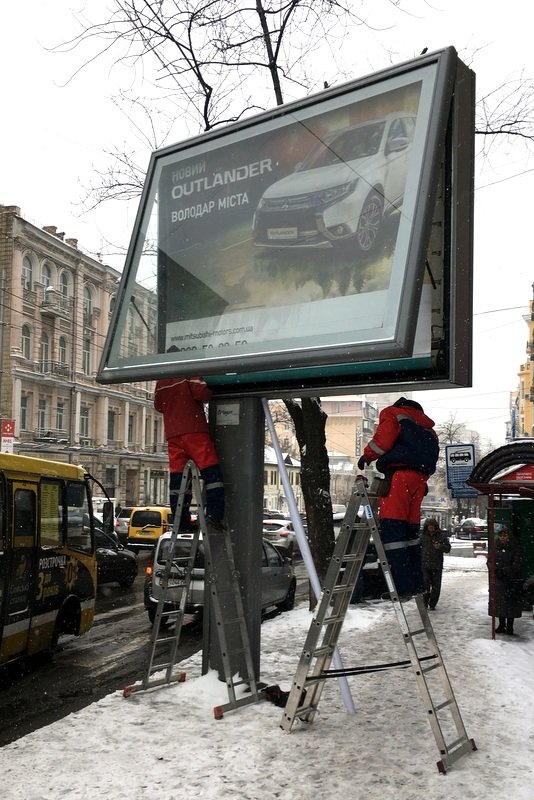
[95,529,138,587]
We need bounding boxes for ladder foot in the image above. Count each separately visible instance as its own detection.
[214,705,224,719]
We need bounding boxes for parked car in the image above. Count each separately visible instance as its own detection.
[127,506,174,552]
[262,519,296,555]
[95,528,138,587]
[456,518,488,540]
[115,506,135,545]
[253,112,416,252]
[350,537,389,601]
[144,533,296,626]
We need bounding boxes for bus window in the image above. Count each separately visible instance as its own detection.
[14,489,36,540]
[40,480,63,548]
[9,488,36,615]
[66,481,92,553]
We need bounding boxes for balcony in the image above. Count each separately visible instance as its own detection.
[40,290,73,319]
[39,361,72,379]
[34,428,69,443]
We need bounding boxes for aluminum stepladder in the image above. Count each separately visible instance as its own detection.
[281,476,476,774]
[124,460,262,717]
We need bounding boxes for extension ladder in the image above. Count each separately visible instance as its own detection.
[124,460,262,717]
[281,477,476,774]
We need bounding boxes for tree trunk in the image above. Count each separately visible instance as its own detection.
[284,398,335,597]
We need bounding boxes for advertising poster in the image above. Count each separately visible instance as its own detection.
[1,420,15,453]
[156,69,435,364]
[98,46,475,391]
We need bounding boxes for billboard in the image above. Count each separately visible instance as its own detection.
[97,46,474,397]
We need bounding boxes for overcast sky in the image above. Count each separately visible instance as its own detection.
[1,0,533,448]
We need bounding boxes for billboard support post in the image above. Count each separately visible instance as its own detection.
[202,397,264,680]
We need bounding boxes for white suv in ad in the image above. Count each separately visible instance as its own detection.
[253,112,416,252]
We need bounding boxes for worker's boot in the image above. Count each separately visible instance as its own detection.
[506,619,515,636]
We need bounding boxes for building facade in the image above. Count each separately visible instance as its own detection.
[510,283,534,439]
[0,205,169,506]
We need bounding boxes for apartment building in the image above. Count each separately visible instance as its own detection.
[0,205,169,506]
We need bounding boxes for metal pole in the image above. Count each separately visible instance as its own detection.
[262,399,355,714]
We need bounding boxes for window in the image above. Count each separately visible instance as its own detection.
[66,481,91,553]
[22,256,32,289]
[80,407,89,438]
[104,468,116,496]
[83,285,93,319]
[14,488,36,538]
[82,336,91,375]
[128,413,135,444]
[59,271,69,300]
[21,324,31,359]
[20,395,29,430]
[40,480,63,548]
[38,398,47,431]
[107,410,116,441]
[59,336,67,365]
[41,332,50,370]
[41,262,52,288]
[56,401,65,431]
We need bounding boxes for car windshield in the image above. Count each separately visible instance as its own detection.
[300,122,386,170]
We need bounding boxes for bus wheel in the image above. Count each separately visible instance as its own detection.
[51,599,81,648]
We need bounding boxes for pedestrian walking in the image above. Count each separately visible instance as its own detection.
[420,518,451,609]
[358,397,439,595]
[488,523,522,635]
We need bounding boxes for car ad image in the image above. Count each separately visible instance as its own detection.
[252,113,416,252]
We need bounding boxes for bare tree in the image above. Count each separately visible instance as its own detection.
[63,0,382,583]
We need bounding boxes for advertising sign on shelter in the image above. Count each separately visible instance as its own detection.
[97,47,474,398]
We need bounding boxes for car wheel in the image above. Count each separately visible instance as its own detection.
[119,572,137,588]
[355,189,384,252]
[148,602,171,627]
[276,579,296,612]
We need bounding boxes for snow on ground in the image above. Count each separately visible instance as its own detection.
[3,555,534,800]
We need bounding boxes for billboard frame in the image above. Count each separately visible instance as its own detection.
[97,46,474,397]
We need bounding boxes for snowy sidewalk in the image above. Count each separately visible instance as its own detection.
[3,557,534,800]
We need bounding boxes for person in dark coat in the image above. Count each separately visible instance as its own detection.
[358,397,440,595]
[420,518,451,609]
[488,524,522,635]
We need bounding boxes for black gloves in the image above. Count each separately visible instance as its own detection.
[357,456,367,471]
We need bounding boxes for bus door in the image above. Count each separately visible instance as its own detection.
[0,482,37,660]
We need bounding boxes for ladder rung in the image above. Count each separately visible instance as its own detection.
[330,584,354,595]
[310,645,333,658]
[421,661,441,674]
[434,698,453,712]
[445,735,471,752]
[323,614,345,625]
[292,703,318,718]
[150,661,174,672]
[154,636,180,646]
[407,626,426,636]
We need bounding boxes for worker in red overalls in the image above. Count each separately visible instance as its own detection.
[358,397,439,596]
[154,374,225,530]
